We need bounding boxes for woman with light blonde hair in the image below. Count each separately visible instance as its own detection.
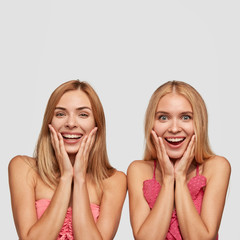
[9,80,127,240]
[127,80,231,240]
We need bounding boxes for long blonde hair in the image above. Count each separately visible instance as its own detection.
[34,80,114,188]
[144,80,214,163]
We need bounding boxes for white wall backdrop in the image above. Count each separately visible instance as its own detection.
[1,0,239,239]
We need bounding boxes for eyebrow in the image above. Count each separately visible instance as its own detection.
[181,111,193,115]
[155,111,193,115]
[55,106,92,111]
[155,111,169,115]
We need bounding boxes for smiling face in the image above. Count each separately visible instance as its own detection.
[51,89,96,157]
[153,93,195,161]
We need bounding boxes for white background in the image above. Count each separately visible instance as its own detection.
[1,0,239,239]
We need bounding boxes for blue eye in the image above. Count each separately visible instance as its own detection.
[79,113,88,118]
[159,115,168,121]
[56,112,65,117]
[182,115,191,120]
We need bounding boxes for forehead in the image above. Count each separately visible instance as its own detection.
[156,93,192,112]
[57,89,92,108]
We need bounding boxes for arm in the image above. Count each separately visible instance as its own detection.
[72,128,127,240]
[8,156,72,240]
[73,171,127,240]
[9,125,75,239]
[127,161,174,240]
[96,171,127,239]
[175,156,231,240]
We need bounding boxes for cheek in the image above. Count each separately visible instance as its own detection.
[153,122,165,136]
[185,124,195,135]
[81,118,96,131]
[51,118,60,129]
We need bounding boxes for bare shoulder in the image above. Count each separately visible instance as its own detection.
[203,155,231,172]
[9,155,36,169]
[103,170,127,190]
[127,160,154,179]
[101,170,127,206]
[203,155,231,180]
[8,155,38,180]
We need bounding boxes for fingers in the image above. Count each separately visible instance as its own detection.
[151,130,165,159]
[49,124,68,155]
[77,135,88,157]
[49,124,60,153]
[151,130,160,155]
[178,135,196,175]
[76,127,98,159]
[183,135,195,160]
[158,135,168,158]
[189,135,195,157]
[58,132,67,156]
[151,130,174,179]
[89,127,98,147]
[84,127,98,155]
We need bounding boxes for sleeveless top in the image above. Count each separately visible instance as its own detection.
[35,199,100,240]
[143,160,218,240]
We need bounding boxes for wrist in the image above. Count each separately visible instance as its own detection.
[73,173,86,184]
[162,175,175,186]
[59,173,73,183]
[175,174,187,184]
[60,167,73,178]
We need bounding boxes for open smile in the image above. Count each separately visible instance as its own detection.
[165,137,185,146]
[61,133,83,140]
[61,133,83,144]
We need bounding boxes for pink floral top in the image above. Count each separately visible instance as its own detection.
[35,199,100,240]
[142,160,218,240]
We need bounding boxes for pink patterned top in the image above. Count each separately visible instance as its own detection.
[143,160,218,240]
[35,199,100,240]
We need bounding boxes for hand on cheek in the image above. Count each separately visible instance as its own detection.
[73,127,98,178]
[48,124,73,177]
[174,135,195,179]
[151,130,174,180]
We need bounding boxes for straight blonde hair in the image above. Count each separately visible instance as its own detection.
[144,80,214,163]
[34,80,114,188]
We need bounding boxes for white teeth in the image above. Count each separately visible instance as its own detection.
[166,138,184,142]
[62,134,82,139]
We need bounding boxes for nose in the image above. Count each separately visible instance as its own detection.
[65,114,77,129]
[168,119,181,133]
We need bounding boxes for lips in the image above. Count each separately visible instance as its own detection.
[61,133,83,144]
[165,137,185,146]
[62,133,83,139]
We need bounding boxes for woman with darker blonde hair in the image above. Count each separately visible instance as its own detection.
[9,80,127,240]
[127,80,231,240]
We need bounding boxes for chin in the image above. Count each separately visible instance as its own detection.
[167,151,184,161]
[64,147,79,155]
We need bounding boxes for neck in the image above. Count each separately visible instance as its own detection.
[169,158,179,165]
[68,154,76,165]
